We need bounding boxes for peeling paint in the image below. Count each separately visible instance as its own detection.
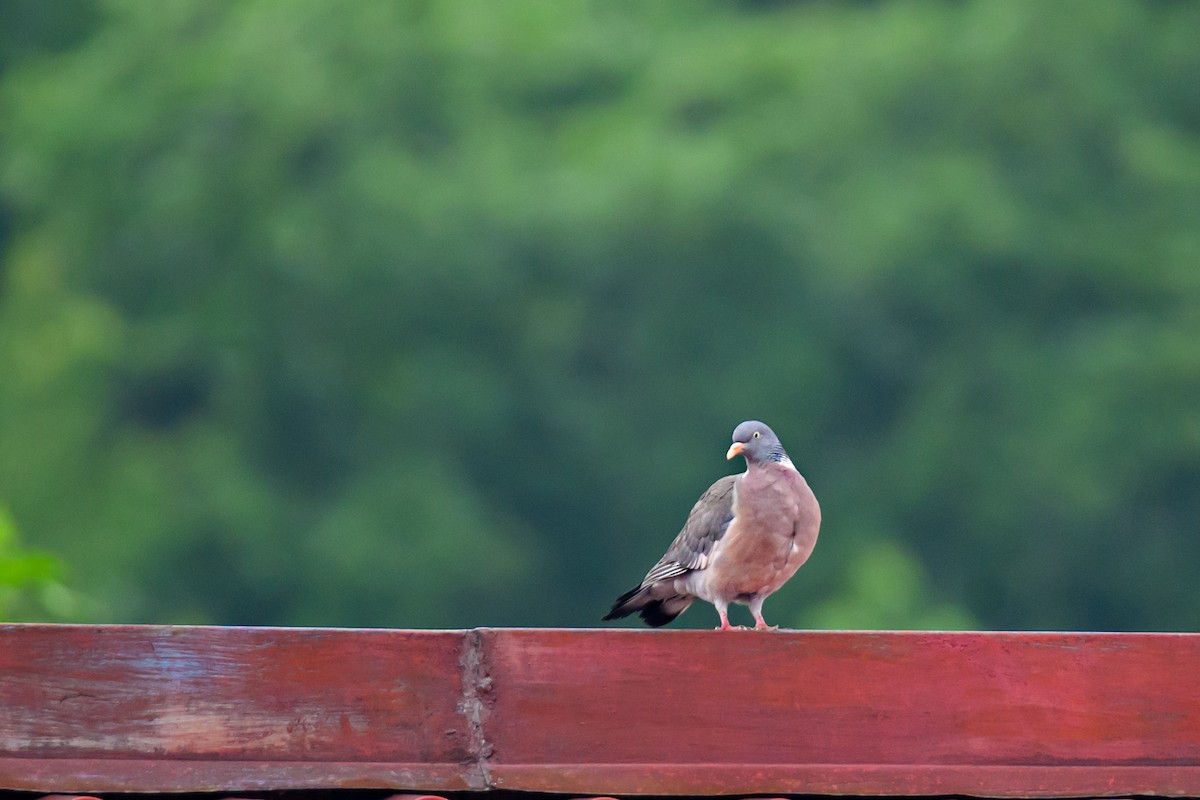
[2,626,1200,796]
[456,629,494,789]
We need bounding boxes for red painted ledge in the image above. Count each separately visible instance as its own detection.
[1,625,1199,797]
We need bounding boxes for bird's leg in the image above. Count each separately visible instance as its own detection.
[714,600,737,631]
[749,597,778,631]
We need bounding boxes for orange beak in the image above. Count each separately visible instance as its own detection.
[726,442,745,460]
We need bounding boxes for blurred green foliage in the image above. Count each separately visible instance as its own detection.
[0,503,84,620]
[1,0,1197,630]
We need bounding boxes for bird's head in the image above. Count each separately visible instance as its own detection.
[726,420,788,465]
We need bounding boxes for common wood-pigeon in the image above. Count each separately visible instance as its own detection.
[604,420,821,630]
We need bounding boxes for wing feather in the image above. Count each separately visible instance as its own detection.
[639,474,737,586]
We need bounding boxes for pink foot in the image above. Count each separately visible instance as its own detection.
[716,614,733,631]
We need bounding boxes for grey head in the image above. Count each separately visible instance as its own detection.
[726,420,789,465]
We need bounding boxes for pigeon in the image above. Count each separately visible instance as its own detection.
[603,420,820,630]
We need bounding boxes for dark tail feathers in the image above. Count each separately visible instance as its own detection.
[603,586,693,627]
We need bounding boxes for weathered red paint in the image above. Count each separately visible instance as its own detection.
[2,625,1199,796]
[0,625,474,791]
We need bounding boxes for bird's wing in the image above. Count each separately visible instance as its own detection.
[640,474,737,585]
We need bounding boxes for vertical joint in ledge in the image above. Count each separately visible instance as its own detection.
[457,628,494,790]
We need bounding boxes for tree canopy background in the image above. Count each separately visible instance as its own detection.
[1,0,1197,631]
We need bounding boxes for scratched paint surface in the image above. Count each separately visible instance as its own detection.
[0,625,468,762]
[482,629,1200,767]
[2,626,1200,796]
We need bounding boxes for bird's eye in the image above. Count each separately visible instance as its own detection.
[752,431,760,439]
